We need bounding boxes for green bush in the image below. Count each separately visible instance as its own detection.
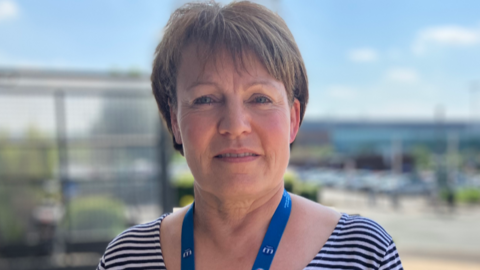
[439,188,454,202]
[64,196,127,238]
[172,172,195,207]
[296,183,319,202]
[170,170,321,206]
[0,194,23,244]
[284,170,320,202]
[283,171,298,193]
[439,188,480,205]
[0,185,43,245]
[456,188,480,204]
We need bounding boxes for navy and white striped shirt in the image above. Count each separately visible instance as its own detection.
[97,213,403,270]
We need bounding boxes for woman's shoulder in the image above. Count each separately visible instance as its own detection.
[291,193,394,249]
[334,213,393,246]
[97,213,171,270]
[289,195,402,269]
[310,213,403,270]
[107,213,170,249]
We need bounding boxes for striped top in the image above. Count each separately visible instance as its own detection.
[97,213,403,270]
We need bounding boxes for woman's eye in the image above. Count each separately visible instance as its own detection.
[253,96,271,104]
[194,96,213,104]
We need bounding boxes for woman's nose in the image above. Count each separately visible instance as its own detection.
[218,99,252,138]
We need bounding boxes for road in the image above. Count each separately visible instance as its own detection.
[321,188,480,269]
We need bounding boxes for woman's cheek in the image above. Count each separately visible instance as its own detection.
[182,113,215,150]
[256,109,291,140]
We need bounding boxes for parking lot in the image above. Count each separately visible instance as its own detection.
[322,187,480,269]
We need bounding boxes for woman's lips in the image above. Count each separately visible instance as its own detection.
[214,152,259,162]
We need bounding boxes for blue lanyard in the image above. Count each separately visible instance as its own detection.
[181,190,292,270]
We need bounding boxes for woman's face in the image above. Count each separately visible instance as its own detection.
[172,45,300,200]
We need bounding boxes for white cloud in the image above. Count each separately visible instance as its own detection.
[412,25,480,54]
[347,48,378,62]
[0,0,18,21]
[326,85,357,100]
[307,78,473,120]
[385,68,419,83]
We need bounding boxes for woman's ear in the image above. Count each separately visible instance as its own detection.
[289,99,301,144]
[170,105,183,145]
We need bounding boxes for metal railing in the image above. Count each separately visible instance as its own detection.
[0,72,174,269]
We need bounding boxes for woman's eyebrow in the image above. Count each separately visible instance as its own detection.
[186,81,220,92]
[246,80,281,90]
[185,79,280,92]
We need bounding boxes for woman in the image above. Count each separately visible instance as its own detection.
[98,1,403,270]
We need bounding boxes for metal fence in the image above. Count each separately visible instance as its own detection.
[0,71,173,270]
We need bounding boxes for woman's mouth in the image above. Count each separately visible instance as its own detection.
[214,152,260,162]
[215,153,258,158]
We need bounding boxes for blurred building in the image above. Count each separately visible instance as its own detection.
[295,120,480,170]
[0,69,173,269]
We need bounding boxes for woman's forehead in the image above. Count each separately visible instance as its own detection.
[177,44,277,87]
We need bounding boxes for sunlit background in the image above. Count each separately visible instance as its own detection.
[1,0,480,269]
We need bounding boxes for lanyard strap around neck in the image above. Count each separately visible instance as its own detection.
[181,201,195,269]
[181,189,292,270]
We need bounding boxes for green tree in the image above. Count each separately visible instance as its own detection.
[89,98,160,169]
[91,98,158,136]
[0,126,56,244]
[0,125,56,180]
[411,145,433,171]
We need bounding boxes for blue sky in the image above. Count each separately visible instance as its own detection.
[1,0,480,121]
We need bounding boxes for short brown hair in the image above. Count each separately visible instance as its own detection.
[151,1,308,155]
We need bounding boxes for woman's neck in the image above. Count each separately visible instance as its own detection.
[192,183,285,247]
